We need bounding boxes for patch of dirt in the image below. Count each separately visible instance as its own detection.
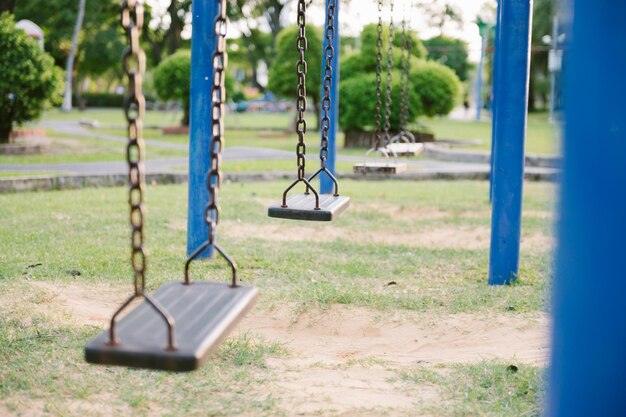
[29,281,124,326]
[2,281,549,416]
[232,304,550,416]
[222,221,553,251]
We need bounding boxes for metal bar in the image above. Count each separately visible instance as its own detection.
[319,0,339,194]
[489,0,503,203]
[187,0,219,258]
[487,0,532,285]
[547,2,626,415]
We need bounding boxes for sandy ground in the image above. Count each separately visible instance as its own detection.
[9,281,550,417]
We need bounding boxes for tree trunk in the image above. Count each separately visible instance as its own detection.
[62,0,86,112]
[0,122,11,144]
[166,0,182,55]
[0,0,16,13]
[182,100,190,126]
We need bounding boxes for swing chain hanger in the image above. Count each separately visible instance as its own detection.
[399,16,411,130]
[206,0,227,246]
[374,0,384,150]
[184,0,238,288]
[384,0,395,145]
[121,0,147,296]
[295,0,308,181]
[318,0,335,169]
[114,0,176,351]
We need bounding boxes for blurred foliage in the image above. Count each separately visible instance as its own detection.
[0,13,63,142]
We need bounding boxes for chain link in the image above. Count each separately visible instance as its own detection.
[204,0,228,245]
[399,17,411,130]
[295,0,308,179]
[374,0,384,150]
[383,0,394,147]
[121,0,147,296]
[319,0,335,168]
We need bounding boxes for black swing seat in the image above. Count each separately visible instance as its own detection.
[85,281,258,372]
[268,193,350,221]
[353,162,408,174]
[386,142,424,157]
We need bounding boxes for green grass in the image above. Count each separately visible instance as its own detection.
[0,180,553,314]
[0,129,186,165]
[417,112,559,155]
[398,361,545,417]
[0,179,553,416]
[0,171,64,178]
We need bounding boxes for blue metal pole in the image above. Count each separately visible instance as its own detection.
[547,1,626,415]
[489,0,503,203]
[319,0,339,195]
[187,0,218,258]
[487,0,531,285]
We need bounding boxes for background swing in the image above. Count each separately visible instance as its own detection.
[85,0,257,372]
[268,0,349,222]
[353,0,407,175]
[386,6,424,158]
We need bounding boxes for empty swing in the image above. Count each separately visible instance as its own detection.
[85,0,257,372]
[268,0,350,222]
[354,0,407,174]
[387,9,424,158]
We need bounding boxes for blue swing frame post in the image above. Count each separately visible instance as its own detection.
[489,0,503,203]
[319,0,340,195]
[186,0,219,258]
[487,0,532,285]
[547,1,626,415]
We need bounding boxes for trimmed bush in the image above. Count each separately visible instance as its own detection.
[411,61,460,117]
[337,23,460,135]
[0,13,63,142]
[339,71,422,132]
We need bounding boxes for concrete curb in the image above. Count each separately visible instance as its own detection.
[423,144,561,168]
[0,169,558,193]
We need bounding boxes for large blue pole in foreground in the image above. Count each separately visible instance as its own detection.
[487,0,532,285]
[187,0,218,258]
[319,0,340,195]
[547,2,626,416]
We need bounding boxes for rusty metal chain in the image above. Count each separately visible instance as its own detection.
[374,0,384,150]
[205,0,228,246]
[383,0,394,147]
[295,0,308,180]
[399,17,411,130]
[319,0,335,168]
[121,0,147,296]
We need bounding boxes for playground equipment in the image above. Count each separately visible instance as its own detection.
[354,0,407,174]
[268,0,350,221]
[386,9,423,158]
[85,0,257,372]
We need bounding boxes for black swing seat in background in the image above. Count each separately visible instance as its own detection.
[386,132,424,157]
[268,193,350,221]
[353,147,408,175]
[85,281,258,372]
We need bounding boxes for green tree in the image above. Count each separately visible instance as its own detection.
[152,50,235,126]
[267,24,322,126]
[423,36,471,81]
[0,13,63,142]
[153,51,191,126]
[338,24,460,133]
